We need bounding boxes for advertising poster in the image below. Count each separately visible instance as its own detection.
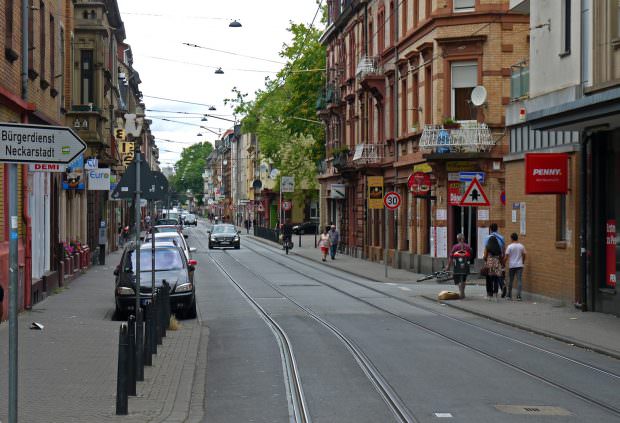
[606,220,617,288]
[448,181,462,205]
[88,168,110,191]
[62,154,84,190]
[368,176,384,209]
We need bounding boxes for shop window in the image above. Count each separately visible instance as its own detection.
[557,194,567,241]
[561,0,571,56]
[454,0,475,12]
[451,61,477,120]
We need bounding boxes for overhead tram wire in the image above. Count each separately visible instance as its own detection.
[181,43,287,65]
[135,55,278,73]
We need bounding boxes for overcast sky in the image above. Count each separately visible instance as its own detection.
[116,0,323,168]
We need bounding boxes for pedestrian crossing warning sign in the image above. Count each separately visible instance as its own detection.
[459,178,490,207]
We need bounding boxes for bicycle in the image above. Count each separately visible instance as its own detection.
[416,269,453,283]
[282,235,294,255]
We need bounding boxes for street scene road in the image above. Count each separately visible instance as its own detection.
[2,1,620,423]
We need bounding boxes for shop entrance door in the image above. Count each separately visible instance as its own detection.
[452,206,477,257]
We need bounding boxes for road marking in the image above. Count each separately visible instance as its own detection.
[399,286,411,291]
[434,412,453,418]
[386,282,396,286]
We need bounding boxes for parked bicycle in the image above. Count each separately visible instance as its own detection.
[416,269,453,283]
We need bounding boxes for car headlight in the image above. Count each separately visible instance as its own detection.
[210,236,216,241]
[175,283,193,293]
[234,236,239,241]
[116,286,135,296]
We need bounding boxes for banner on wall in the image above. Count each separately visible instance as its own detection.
[525,153,568,194]
[62,154,85,190]
[367,176,384,209]
[607,220,617,288]
[88,168,110,191]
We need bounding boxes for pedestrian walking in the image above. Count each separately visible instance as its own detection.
[504,233,526,300]
[446,233,472,299]
[483,233,504,300]
[328,224,340,260]
[484,223,507,297]
[318,226,331,262]
[245,219,251,234]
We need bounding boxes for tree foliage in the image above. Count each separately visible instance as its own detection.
[169,142,213,205]
[279,134,320,203]
[225,17,326,177]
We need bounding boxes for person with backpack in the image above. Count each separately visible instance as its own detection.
[484,223,507,297]
[446,233,472,299]
[483,230,504,300]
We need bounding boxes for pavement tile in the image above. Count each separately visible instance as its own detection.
[0,249,202,423]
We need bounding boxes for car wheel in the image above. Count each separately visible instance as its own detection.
[208,243,213,249]
[234,243,240,249]
[300,229,305,235]
[115,304,126,321]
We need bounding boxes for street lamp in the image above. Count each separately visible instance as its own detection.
[215,67,224,75]
[229,19,242,28]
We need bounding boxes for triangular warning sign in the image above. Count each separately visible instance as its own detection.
[460,177,490,206]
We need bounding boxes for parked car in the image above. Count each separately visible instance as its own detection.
[114,241,197,319]
[292,221,318,235]
[144,231,196,263]
[184,213,197,226]
[208,224,241,249]
[156,218,180,226]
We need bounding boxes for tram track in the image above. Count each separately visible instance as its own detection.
[235,235,620,419]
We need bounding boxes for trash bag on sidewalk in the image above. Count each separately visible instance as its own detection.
[438,290,460,300]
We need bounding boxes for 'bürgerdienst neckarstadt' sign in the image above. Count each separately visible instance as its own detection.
[0,122,87,164]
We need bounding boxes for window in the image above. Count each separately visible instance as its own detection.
[368,21,373,55]
[413,0,419,27]
[424,64,432,124]
[454,0,475,12]
[28,0,34,69]
[617,0,620,38]
[4,0,14,49]
[378,10,385,52]
[402,0,408,36]
[401,77,408,133]
[390,2,395,45]
[557,194,567,241]
[426,0,432,18]
[451,61,478,120]
[39,1,46,80]
[561,0,571,55]
[412,72,419,129]
[60,27,65,105]
[80,50,94,104]
[50,15,55,90]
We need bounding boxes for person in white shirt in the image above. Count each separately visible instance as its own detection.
[504,233,526,300]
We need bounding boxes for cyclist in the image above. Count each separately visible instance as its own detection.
[281,223,293,251]
[446,233,472,299]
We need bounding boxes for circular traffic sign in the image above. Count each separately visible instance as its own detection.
[282,200,292,211]
[383,191,401,210]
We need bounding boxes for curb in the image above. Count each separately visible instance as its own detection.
[420,295,620,361]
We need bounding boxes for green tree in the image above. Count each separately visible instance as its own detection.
[171,142,213,205]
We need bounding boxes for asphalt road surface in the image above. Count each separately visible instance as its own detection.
[190,220,620,423]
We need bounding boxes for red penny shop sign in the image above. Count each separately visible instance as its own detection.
[525,153,568,194]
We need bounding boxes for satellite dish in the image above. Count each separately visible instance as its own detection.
[471,86,487,106]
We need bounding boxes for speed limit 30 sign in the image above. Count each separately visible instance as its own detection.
[383,191,401,210]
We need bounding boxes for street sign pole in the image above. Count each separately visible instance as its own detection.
[468,206,472,248]
[8,163,18,423]
[384,206,388,278]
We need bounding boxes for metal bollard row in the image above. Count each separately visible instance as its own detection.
[116,285,173,415]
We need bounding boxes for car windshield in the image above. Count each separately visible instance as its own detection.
[212,225,236,234]
[154,226,177,233]
[186,214,195,219]
[126,248,184,272]
[157,219,178,226]
[146,234,183,247]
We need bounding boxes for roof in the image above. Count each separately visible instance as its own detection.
[139,241,177,250]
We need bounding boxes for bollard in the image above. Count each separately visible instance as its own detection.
[136,308,144,382]
[161,281,169,337]
[116,323,129,415]
[143,303,153,366]
[151,295,158,354]
[299,232,301,248]
[127,315,136,396]
[156,289,163,346]
[314,230,317,248]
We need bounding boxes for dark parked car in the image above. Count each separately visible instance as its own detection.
[156,218,180,226]
[208,224,240,249]
[114,241,197,319]
[292,221,318,235]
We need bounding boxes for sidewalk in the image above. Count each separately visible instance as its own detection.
[250,233,620,360]
[0,249,203,423]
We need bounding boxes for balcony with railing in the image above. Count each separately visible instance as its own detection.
[356,56,382,78]
[352,143,385,166]
[419,121,496,154]
[356,56,385,100]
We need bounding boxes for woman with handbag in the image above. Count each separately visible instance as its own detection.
[446,233,472,299]
[318,226,331,262]
[483,234,504,300]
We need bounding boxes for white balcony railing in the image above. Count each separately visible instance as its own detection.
[356,56,382,78]
[352,143,384,164]
[419,121,496,153]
